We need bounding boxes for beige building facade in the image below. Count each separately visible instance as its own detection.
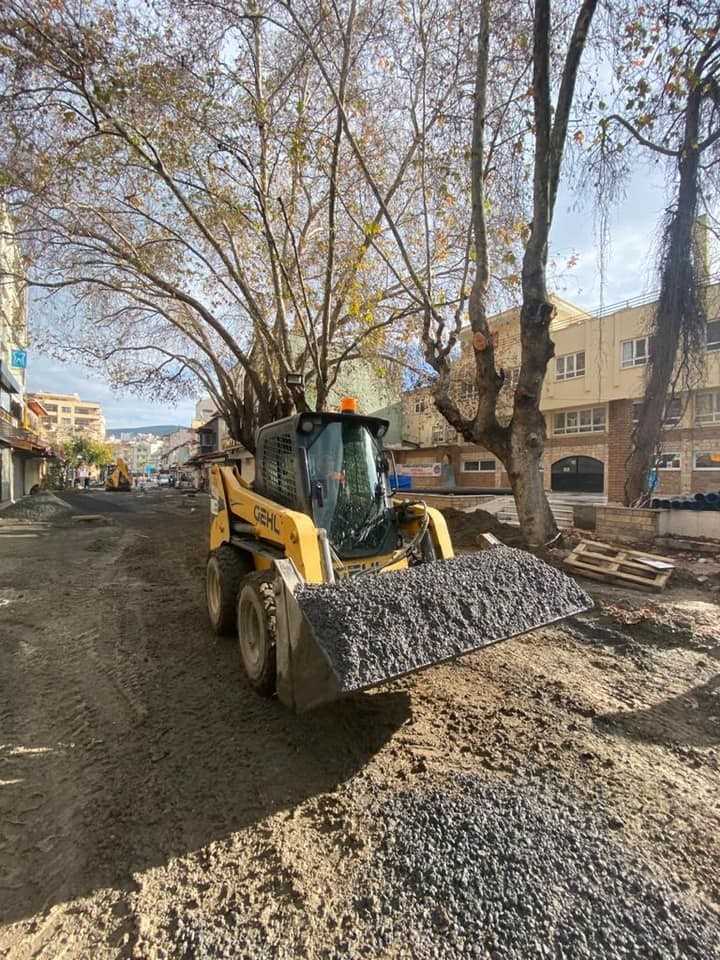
[29,391,106,443]
[397,280,720,501]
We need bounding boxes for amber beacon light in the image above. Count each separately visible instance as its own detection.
[339,396,359,414]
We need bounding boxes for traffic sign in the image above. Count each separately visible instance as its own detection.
[10,349,27,369]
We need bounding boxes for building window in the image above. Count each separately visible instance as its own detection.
[706,319,720,351]
[44,403,57,412]
[695,391,720,425]
[554,407,606,435]
[61,417,72,426]
[632,397,682,426]
[621,336,653,368]
[694,451,720,470]
[414,398,426,414]
[61,405,72,413]
[462,459,496,473]
[431,423,445,442]
[556,351,585,381]
[656,453,680,470]
[459,381,476,400]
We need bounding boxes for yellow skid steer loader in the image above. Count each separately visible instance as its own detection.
[105,457,132,492]
[206,402,591,711]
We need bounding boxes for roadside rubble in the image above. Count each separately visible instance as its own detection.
[0,491,74,521]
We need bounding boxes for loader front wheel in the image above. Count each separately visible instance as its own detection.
[206,546,252,636]
[237,573,277,697]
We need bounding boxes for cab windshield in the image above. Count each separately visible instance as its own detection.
[305,421,393,559]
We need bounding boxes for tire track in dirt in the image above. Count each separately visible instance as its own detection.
[2,496,406,958]
[0,522,139,957]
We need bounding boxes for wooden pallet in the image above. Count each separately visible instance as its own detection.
[564,540,674,591]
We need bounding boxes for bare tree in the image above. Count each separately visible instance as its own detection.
[596,1,720,504]
[285,0,599,545]
[0,0,431,450]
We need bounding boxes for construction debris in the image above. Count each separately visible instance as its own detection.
[296,548,592,693]
[0,491,73,521]
[440,506,524,548]
[565,540,674,591]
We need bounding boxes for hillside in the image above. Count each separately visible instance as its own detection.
[106,424,184,439]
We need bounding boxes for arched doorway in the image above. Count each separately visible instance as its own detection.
[551,456,604,493]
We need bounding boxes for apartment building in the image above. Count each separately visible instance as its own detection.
[29,391,106,442]
[1,206,53,502]
[397,279,720,501]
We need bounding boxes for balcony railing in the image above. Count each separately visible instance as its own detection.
[0,418,54,453]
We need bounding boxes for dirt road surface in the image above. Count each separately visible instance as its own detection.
[1,490,719,958]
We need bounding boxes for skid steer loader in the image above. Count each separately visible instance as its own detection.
[105,457,131,492]
[206,400,591,712]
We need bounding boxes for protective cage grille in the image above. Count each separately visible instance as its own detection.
[261,432,297,507]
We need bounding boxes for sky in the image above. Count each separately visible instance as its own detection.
[25,356,197,431]
[23,160,715,431]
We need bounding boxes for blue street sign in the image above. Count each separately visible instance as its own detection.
[10,349,27,369]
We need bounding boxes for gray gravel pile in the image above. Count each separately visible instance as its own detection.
[0,491,73,521]
[349,776,720,960]
[160,775,719,960]
[296,548,592,692]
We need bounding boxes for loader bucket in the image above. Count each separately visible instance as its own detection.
[272,546,592,713]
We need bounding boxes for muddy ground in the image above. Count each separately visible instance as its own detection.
[1,491,719,959]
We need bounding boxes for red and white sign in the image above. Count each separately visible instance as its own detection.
[398,462,442,478]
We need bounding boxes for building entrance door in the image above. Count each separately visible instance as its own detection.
[551,456,604,493]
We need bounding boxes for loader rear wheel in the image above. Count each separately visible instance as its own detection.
[206,546,252,636]
[237,573,277,697]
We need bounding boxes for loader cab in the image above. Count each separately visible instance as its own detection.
[254,411,396,560]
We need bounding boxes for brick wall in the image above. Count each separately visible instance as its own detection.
[655,472,682,495]
[596,505,659,544]
[690,471,720,493]
[393,448,445,489]
[607,399,633,502]
[396,384,720,500]
[394,492,495,511]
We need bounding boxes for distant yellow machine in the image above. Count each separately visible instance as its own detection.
[105,458,131,491]
[206,402,590,711]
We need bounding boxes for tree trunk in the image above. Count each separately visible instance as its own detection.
[507,427,556,543]
[512,222,559,546]
[624,90,702,505]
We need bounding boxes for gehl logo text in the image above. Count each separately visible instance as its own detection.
[253,505,280,535]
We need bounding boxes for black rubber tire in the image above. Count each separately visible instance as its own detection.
[206,545,253,636]
[237,572,277,697]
